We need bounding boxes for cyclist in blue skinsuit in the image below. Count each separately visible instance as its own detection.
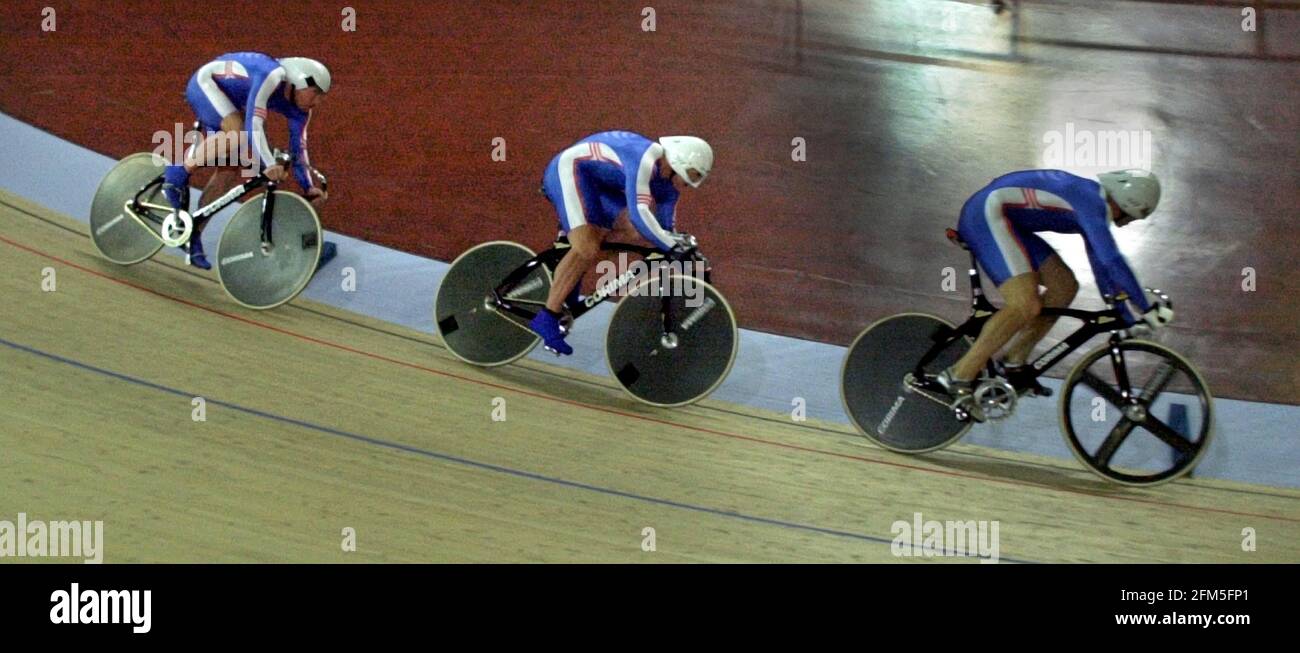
[935,169,1174,402]
[161,52,334,270]
[530,131,714,355]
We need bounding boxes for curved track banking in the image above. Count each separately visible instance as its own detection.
[2,191,1297,562]
[1,0,1296,403]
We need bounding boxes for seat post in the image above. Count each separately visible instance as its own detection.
[967,252,999,313]
[946,228,993,311]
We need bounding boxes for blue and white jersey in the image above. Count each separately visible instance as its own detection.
[957,169,1151,315]
[542,130,680,251]
[185,51,316,191]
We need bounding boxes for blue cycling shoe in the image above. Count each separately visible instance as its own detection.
[529,309,573,356]
[185,234,211,270]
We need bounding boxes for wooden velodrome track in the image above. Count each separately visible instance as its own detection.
[2,189,1297,563]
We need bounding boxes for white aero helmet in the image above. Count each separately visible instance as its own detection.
[278,57,332,94]
[659,136,714,188]
[1098,169,1161,221]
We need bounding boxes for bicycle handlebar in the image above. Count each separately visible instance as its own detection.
[269,149,329,195]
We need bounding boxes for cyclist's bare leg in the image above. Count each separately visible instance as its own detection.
[191,169,244,236]
[606,214,650,245]
[545,224,607,313]
[1004,253,1078,365]
[183,113,244,173]
[183,112,247,236]
[951,271,1041,381]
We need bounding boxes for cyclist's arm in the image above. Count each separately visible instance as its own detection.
[287,111,315,191]
[244,69,287,173]
[627,145,680,251]
[1082,222,1151,318]
[654,195,678,231]
[1085,246,1137,323]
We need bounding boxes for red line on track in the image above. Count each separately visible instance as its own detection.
[2,232,1296,524]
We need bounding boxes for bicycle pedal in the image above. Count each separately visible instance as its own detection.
[952,396,984,424]
[973,379,1017,420]
[1004,369,1053,398]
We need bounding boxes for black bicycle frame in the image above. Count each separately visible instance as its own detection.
[130,150,309,245]
[916,250,1138,402]
[491,240,711,328]
[134,170,276,217]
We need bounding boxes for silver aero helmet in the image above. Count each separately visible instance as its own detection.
[1098,169,1161,221]
[659,136,714,188]
[278,57,332,94]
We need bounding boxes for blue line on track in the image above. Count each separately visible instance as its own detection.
[0,335,1033,563]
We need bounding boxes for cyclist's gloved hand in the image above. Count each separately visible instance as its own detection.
[1141,301,1174,330]
[263,164,288,182]
[670,232,698,257]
